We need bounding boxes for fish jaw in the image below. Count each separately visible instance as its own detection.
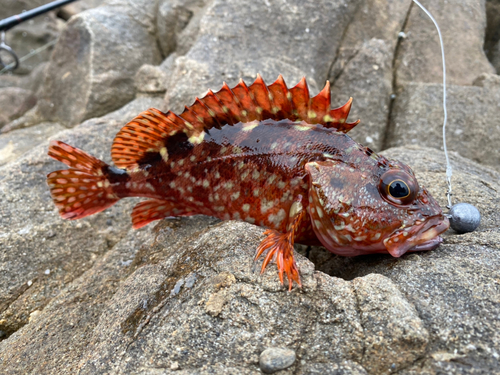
[383,215,450,257]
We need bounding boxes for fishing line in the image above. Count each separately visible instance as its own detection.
[412,0,481,233]
[0,36,57,75]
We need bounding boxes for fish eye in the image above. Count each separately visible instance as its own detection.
[388,179,410,199]
[379,170,418,206]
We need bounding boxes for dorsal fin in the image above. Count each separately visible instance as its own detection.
[111,75,360,169]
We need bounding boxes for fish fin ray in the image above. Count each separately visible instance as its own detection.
[132,199,195,229]
[47,141,118,220]
[111,77,360,170]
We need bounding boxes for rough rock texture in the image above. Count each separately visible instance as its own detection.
[387,75,500,169]
[1,0,500,374]
[0,122,64,166]
[0,87,37,129]
[329,0,410,151]
[396,0,495,85]
[36,2,162,126]
[163,0,360,113]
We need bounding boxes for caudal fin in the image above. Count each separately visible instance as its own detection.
[47,141,119,220]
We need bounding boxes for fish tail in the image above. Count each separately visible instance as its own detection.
[47,141,120,220]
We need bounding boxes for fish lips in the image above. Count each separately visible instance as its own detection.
[383,215,450,257]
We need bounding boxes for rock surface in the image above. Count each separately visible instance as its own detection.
[36,2,162,126]
[0,87,37,129]
[0,0,499,374]
[387,77,500,169]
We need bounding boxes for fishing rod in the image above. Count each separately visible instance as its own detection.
[0,0,80,71]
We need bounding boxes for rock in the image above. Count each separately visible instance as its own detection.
[58,0,103,20]
[328,0,410,151]
[331,39,393,151]
[134,64,168,94]
[0,87,37,129]
[386,78,500,169]
[259,347,296,373]
[396,0,495,85]
[484,0,500,72]
[0,62,48,93]
[164,0,360,112]
[37,2,162,127]
[0,122,64,166]
[354,274,429,373]
[156,0,208,58]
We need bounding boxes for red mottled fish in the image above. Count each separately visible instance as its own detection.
[47,75,450,290]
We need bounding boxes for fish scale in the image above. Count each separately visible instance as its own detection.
[46,75,449,290]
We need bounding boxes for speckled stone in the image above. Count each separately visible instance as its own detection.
[259,348,296,373]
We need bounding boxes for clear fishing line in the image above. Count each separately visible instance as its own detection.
[411,0,481,233]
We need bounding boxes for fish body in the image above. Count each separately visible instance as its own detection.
[47,75,449,289]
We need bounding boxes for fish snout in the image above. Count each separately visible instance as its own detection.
[384,214,450,257]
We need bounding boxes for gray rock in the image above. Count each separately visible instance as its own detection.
[164,0,360,112]
[0,87,37,129]
[0,122,64,166]
[485,0,500,73]
[396,0,495,85]
[37,2,162,127]
[156,0,208,58]
[328,0,410,151]
[331,39,393,151]
[354,274,429,373]
[386,79,500,169]
[134,64,168,94]
[259,347,296,373]
[58,0,103,20]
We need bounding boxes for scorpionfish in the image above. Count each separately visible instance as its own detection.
[47,75,450,290]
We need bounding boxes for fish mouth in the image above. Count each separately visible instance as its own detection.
[384,215,450,257]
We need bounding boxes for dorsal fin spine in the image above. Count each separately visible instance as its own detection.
[110,75,361,169]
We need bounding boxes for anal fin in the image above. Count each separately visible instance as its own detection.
[132,199,195,229]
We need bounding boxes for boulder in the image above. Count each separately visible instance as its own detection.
[164,0,361,112]
[329,0,411,151]
[0,122,64,166]
[0,87,37,129]
[386,76,500,169]
[396,0,495,85]
[37,2,162,127]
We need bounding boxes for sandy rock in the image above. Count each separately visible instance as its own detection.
[386,78,500,169]
[164,0,360,112]
[58,0,103,20]
[0,87,37,129]
[328,0,410,151]
[134,64,168,94]
[0,122,64,166]
[396,0,495,85]
[331,39,393,151]
[37,2,162,127]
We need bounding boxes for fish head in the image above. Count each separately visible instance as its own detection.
[304,158,449,257]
